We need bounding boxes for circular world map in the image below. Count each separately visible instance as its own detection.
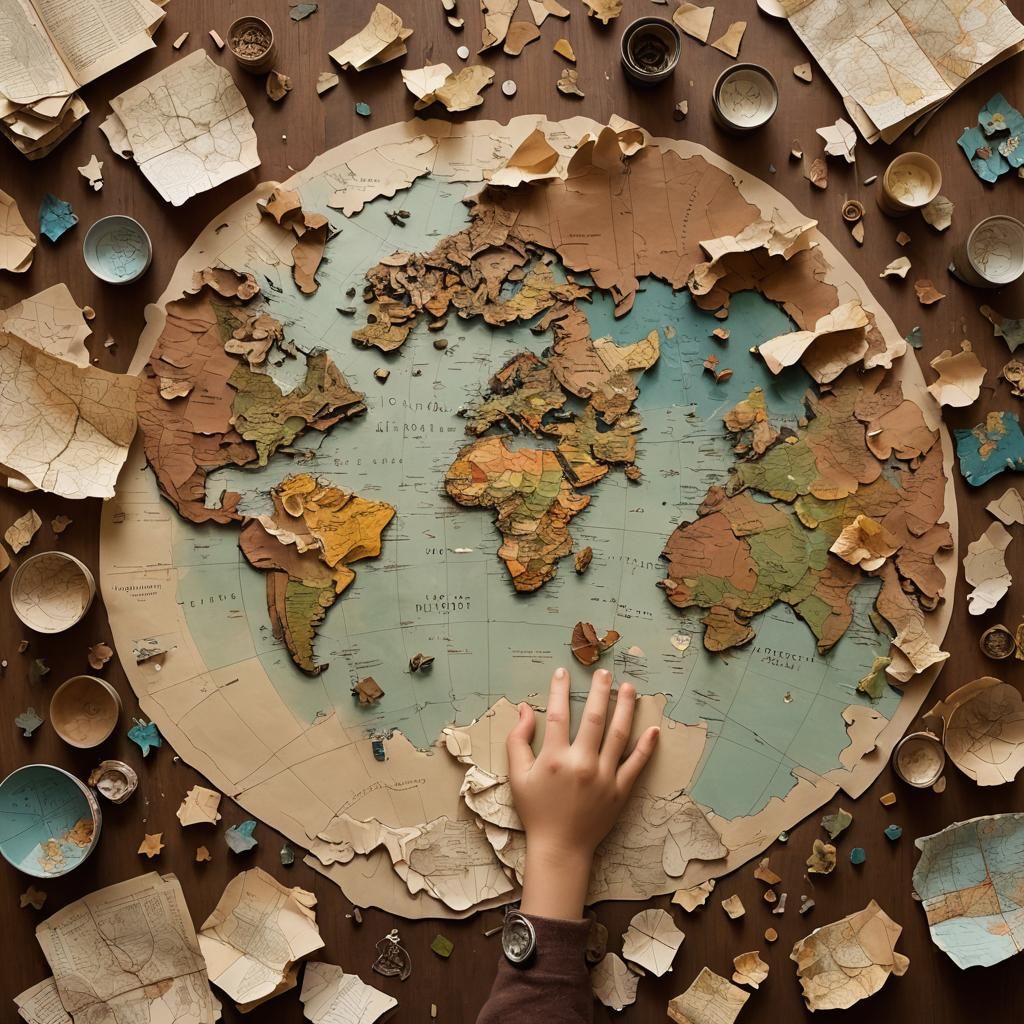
[101,118,955,918]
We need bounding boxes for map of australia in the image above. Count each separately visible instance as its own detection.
[102,118,955,919]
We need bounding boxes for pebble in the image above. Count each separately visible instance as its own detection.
[457,45,470,60]
[850,847,867,865]
[502,79,517,97]
[884,824,903,841]
[355,101,372,117]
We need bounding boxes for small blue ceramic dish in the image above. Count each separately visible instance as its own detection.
[83,214,152,284]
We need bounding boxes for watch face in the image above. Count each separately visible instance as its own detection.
[503,912,536,964]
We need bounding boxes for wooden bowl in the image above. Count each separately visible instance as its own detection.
[50,675,122,749]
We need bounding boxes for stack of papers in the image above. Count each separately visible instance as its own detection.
[0,0,165,158]
[778,0,1024,143]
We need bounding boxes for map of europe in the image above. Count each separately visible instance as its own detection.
[100,118,955,918]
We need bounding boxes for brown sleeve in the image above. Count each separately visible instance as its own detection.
[476,914,592,1024]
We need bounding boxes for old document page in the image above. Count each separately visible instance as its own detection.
[34,872,219,1023]
[0,0,76,105]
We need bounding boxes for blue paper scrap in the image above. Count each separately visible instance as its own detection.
[127,719,162,757]
[960,94,1024,181]
[954,411,1024,487]
[38,194,78,243]
[225,819,259,853]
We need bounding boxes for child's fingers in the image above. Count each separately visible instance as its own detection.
[574,669,613,753]
[542,666,571,749]
[615,725,660,792]
[599,681,636,770]
[506,702,537,775]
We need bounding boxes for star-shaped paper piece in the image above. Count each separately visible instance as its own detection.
[927,341,986,408]
[673,879,715,912]
[668,967,750,1024]
[138,832,165,858]
[622,908,684,976]
[15,707,43,737]
[591,953,638,1011]
[225,819,259,853]
[817,118,856,162]
[176,785,223,826]
[20,885,46,910]
[732,951,769,989]
[127,719,162,756]
[963,522,1012,615]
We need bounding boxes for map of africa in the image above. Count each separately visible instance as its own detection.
[100,117,956,919]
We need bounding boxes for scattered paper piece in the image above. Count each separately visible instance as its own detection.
[258,186,330,295]
[667,967,749,1024]
[316,71,339,95]
[928,676,1024,785]
[793,62,812,82]
[817,118,856,162]
[15,707,43,736]
[300,961,397,1024]
[352,676,385,705]
[710,21,746,57]
[732,951,769,989]
[571,621,621,665]
[830,515,898,571]
[38,194,77,242]
[921,195,953,230]
[196,845,212,862]
[557,67,584,97]
[415,66,494,111]
[177,785,223,826]
[722,894,746,919]
[200,867,324,1010]
[127,719,161,756]
[1,282,93,367]
[851,221,864,244]
[622,908,684,976]
[914,813,1024,968]
[330,4,412,70]
[591,953,638,1011]
[266,71,292,102]
[673,2,715,42]
[19,884,46,910]
[225,819,259,853]
[290,2,318,20]
[804,157,827,189]
[880,257,911,279]
[1004,358,1024,397]
[857,655,892,700]
[529,0,570,24]
[0,188,36,272]
[583,0,623,24]
[87,643,113,670]
[981,304,1024,352]
[5,509,42,553]
[172,31,189,49]
[673,879,715,911]
[402,63,453,101]
[927,341,986,407]
[553,38,576,61]
[104,51,260,206]
[138,832,165,858]
[36,873,218,1021]
[753,857,781,885]
[791,900,909,1011]
[821,807,853,839]
[209,29,225,48]
[963,522,1013,615]
[955,411,1024,487]
[806,838,836,874]
[481,0,518,48]
[504,21,541,55]
[896,231,911,246]
[987,487,1024,525]
[915,279,945,305]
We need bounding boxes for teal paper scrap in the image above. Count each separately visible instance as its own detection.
[954,411,1024,487]
[127,719,162,756]
[225,819,258,853]
[38,193,77,243]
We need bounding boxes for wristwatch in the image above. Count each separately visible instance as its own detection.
[501,910,536,965]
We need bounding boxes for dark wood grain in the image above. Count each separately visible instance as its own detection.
[2,1,1024,1020]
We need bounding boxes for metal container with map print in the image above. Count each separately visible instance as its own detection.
[0,765,101,877]
[712,65,778,132]
[620,18,680,85]
[100,117,956,920]
[50,675,122,749]
[878,152,941,216]
[83,215,152,284]
[951,215,1024,288]
[11,551,95,633]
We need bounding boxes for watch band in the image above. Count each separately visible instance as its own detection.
[501,910,537,965]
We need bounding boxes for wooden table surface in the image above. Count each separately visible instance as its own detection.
[3,1,1024,1020]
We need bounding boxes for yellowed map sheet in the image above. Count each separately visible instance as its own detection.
[0,282,90,366]
[779,0,1024,142]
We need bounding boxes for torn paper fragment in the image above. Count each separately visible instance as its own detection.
[622,908,684,976]
[106,51,260,206]
[0,328,138,499]
[963,521,1012,615]
[0,188,36,272]
[177,785,223,826]
[757,301,870,380]
[401,64,453,101]
[710,21,746,57]
[921,195,953,231]
[988,487,1024,525]
[913,813,1024,968]
[299,961,396,1024]
[591,952,638,1011]
[582,0,623,24]
[415,66,494,112]
[722,894,745,918]
[927,341,986,407]
[36,873,219,1023]
[673,2,715,42]
[806,839,836,874]
[14,977,71,1024]
[830,515,898,571]
[915,280,945,305]
[790,900,909,1010]
[504,21,540,55]
[138,832,164,858]
[667,967,749,1024]
[490,127,560,187]
[673,879,714,911]
[77,155,103,191]
[817,118,856,162]
[981,304,1024,352]
[731,951,769,989]
[0,283,91,367]
[481,0,518,48]
[880,257,911,279]
[955,411,1024,487]
[927,676,1024,785]
[199,868,324,1011]
[330,4,412,70]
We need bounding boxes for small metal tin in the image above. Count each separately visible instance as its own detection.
[83,215,152,284]
[892,730,946,788]
[88,760,138,803]
[712,64,778,132]
[228,16,277,74]
[11,552,95,633]
[620,17,680,85]
[950,215,1024,288]
[878,152,941,216]
[980,624,1017,660]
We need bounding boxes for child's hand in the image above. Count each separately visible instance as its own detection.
[507,666,659,920]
